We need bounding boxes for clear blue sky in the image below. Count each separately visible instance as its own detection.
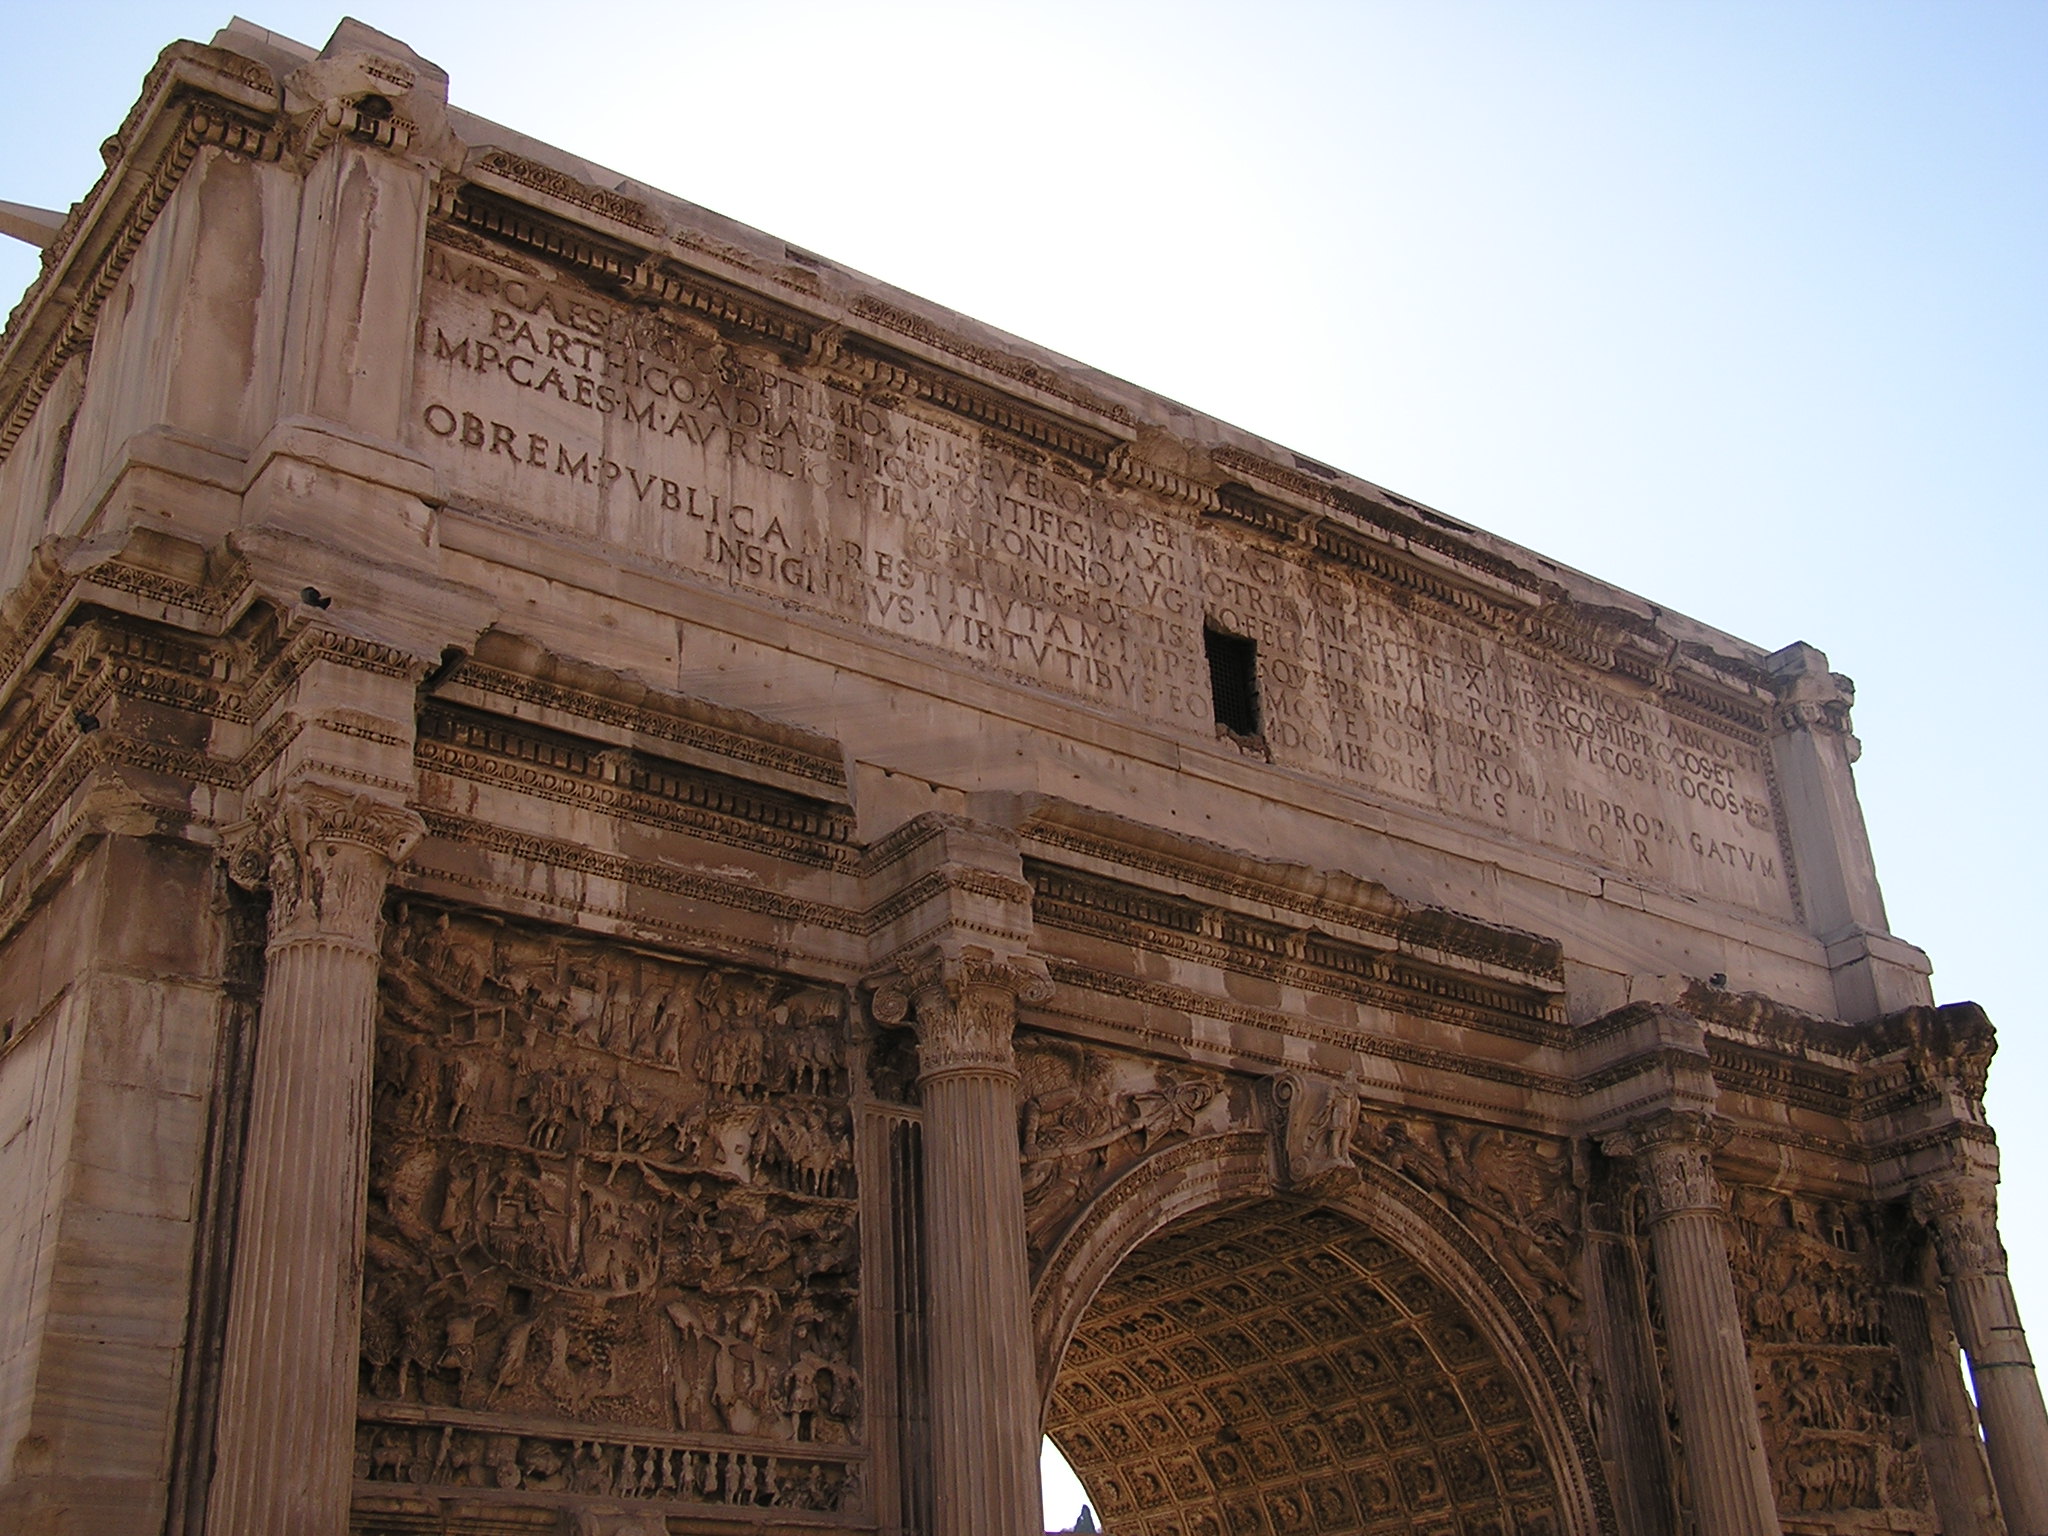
[4,4,2042,1525]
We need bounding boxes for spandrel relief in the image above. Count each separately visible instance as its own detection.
[1354,1111,1585,1353]
[358,904,863,1513]
[1719,1187,1936,1529]
[1015,1033,1236,1263]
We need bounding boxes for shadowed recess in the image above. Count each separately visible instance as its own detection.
[1047,1200,1566,1536]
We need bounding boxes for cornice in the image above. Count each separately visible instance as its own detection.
[1204,454,1777,743]
[436,153,1149,481]
[0,532,251,708]
[445,633,848,797]
[417,702,857,871]
[1040,957,1576,1105]
[0,43,282,466]
[414,808,861,935]
[851,294,1136,429]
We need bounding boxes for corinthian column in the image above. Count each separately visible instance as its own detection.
[870,946,1052,1536]
[1604,1113,1782,1536]
[206,783,424,1536]
[1915,1176,2048,1535]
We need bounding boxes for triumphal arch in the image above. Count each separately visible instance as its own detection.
[0,20,2041,1536]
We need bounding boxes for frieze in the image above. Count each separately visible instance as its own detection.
[1719,1184,1938,1528]
[412,809,863,935]
[354,1411,860,1514]
[417,703,857,870]
[361,904,863,1516]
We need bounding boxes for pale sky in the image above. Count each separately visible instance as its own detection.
[3,4,2042,1527]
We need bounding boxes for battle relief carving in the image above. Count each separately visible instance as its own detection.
[1721,1187,1935,1529]
[1014,1033,1239,1264]
[356,903,863,1515]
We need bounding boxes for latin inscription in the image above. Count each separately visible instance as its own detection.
[409,242,1792,917]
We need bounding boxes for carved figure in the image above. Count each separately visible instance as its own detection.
[1016,1039,1226,1255]
[361,906,861,1465]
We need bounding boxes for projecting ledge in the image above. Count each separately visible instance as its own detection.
[0,201,65,250]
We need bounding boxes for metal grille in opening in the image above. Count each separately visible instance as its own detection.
[1204,627,1259,736]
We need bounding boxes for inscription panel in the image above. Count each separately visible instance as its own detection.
[410,239,1793,918]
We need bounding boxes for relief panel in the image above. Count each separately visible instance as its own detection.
[356,903,864,1516]
[1353,1108,1587,1357]
[1014,1031,1239,1266]
[1722,1187,1934,1532]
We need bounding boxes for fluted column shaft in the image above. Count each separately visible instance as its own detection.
[206,786,422,1536]
[1917,1178,2048,1535]
[873,952,1049,1536]
[1608,1114,1782,1536]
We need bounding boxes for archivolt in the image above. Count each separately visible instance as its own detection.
[1031,1135,1614,1536]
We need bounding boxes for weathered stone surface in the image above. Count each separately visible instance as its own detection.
[0,16,2035,1536]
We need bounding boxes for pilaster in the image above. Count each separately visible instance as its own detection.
[242,22,453,567]
[1764,642,1932,1020]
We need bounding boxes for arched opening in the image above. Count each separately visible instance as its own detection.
[1041,1186,1590,1535]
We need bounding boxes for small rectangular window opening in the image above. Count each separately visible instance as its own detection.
[1205,626,1260,738]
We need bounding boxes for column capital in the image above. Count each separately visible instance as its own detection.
[1601,1109,1728,1222]
[864,944,1052,1081]
[1912,1174,2008,1282]
[1766,641,1859,751]
[225,780,424,943]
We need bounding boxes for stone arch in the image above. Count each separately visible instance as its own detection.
[1032,1133,1614,1536]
